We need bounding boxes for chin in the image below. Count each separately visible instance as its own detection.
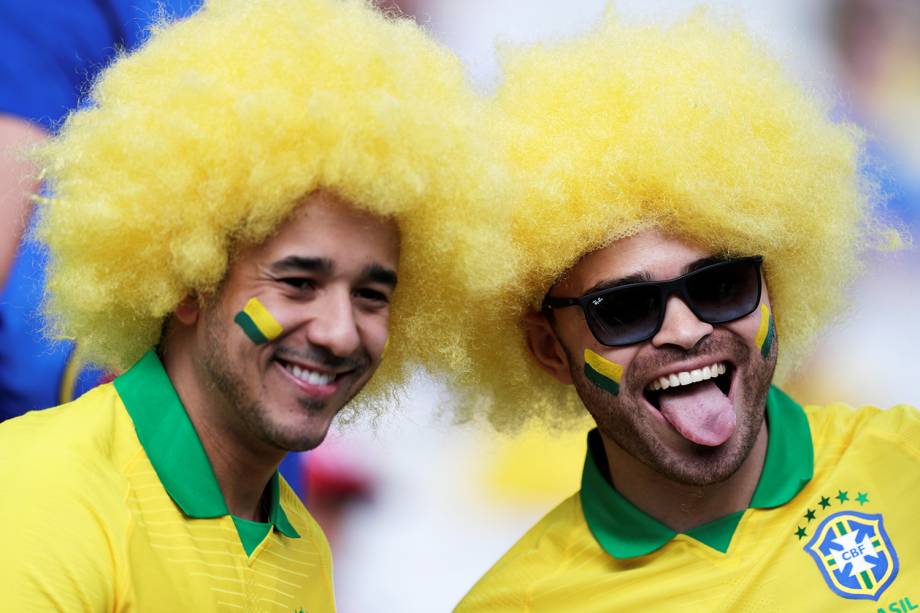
[262,425,330,453]
[657,439,750,486]
[273,412,339,452]
[244,398,337,453]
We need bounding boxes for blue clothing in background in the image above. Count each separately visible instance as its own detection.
[0,0,201,419]
[0,0,199,419]
[0,0,201,131]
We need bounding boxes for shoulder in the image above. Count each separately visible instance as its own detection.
[0,385,131,608]
[0,383,133,530]
[0,383,126,469]
[805,401,920,454]
[457,492,589,611]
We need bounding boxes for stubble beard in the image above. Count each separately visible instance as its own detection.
[568,334,777,486]
[201,313,335,453]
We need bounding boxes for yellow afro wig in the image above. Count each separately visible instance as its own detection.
[35,0,512,406]
[463,11,891,431]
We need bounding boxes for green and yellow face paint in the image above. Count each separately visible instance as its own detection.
[234,297,283,345]
[583,348,624,396]
[754,303,775,359]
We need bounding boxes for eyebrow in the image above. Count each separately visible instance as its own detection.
[270,256,334,275]
[360,263,398,290]
[582,256,727,295]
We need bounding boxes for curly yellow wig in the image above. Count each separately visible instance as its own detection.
[464,11,890,431]
[35,0,512,405]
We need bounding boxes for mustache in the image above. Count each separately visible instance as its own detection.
[272,344,371,372]
[627,334,750,383]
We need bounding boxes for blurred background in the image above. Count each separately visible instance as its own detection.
[1,1,917,611]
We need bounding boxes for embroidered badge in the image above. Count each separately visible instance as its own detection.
[804,510,899,601]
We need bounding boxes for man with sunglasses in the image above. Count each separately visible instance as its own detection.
[458,13,920,610]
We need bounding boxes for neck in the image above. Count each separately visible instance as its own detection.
[600,421,768,533]
[160,339,283,523]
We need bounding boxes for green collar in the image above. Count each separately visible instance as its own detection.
[580,385,812,558]
[114,351,299,547]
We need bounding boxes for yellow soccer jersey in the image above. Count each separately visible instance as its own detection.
[0,351,335,612]
[457,388,920,612]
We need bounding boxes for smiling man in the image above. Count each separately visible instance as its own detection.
[0,0,508,610]
[457,13,920,611]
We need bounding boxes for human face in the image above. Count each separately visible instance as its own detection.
[536,229,776,485]
[197,192,399,452]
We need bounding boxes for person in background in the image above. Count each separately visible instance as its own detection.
[0,0,200,418]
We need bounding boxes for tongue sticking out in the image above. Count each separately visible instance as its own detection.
[658,380,736,447]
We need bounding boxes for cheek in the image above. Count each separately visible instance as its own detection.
[752,303,776,358]
[581,346,637,397]
[583,349,625,396]
[233,297,284,345]
[360,313,391,360]
[554,311,638,390]
[728,301,775,358]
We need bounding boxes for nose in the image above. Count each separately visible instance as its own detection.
[651,295,713,351]
[305,290,362,358]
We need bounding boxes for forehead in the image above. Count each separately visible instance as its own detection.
[256,191,400,268]
[557,228,712,294]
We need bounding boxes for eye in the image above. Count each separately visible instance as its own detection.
[355,287,390,305]
[279,277,317,292]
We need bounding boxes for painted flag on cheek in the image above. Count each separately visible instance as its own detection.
[234,298,283,345]
[583,349,624,396]
[755,303,775,359]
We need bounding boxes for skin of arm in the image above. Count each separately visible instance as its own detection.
[0,114,46,289]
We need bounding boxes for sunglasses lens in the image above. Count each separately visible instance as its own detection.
[588,285,661,345]
[686,260,761,323]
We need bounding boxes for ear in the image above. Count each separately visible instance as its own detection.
[522,310,574,385]
[173,294,201,326]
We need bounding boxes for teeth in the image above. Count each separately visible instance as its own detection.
[649,362,727,392]
[285,363,335,386]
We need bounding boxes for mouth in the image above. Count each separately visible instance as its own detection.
[274,357,353,398]
[644,361,733,409]
[642,360,737,447]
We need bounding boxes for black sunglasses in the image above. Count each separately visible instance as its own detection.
[542,256,764,347]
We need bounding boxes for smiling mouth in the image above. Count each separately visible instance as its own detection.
[276,358,349,387]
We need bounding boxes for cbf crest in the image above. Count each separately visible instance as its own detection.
[804,510,899,601]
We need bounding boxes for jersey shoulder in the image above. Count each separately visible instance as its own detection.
[804,401,920,455]
[457,492,591,611]
[0,384,135,609]
[0,382,133,469]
